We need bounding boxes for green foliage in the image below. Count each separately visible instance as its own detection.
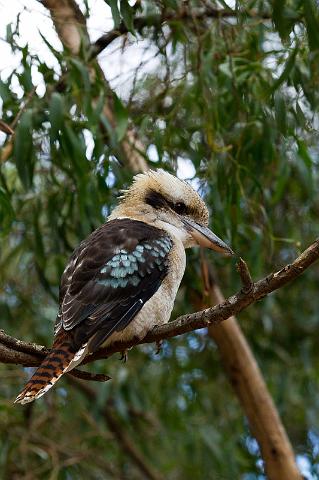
[1,0,319,478]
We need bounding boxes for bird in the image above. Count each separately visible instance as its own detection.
[15,169,233,404]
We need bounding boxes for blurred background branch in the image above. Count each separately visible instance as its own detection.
[68,377,164,480]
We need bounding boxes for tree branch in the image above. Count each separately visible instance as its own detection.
[237,257,254,293]
[0,338,110,383]
[1,237,318,369]
[90,8,272,59]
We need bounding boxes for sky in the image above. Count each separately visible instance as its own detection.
[0,0,157,93]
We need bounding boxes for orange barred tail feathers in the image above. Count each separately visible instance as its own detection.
[14,334,87,405]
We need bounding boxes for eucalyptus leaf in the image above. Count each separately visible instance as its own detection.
[113,93,128,141]
[104,0,121,28]
[49,92,64,142]
[120,0,135,33]
[13,109,34,189]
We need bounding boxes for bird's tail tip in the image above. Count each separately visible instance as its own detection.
[14,339,87,405]
[14,362,67,405]
[14,383,53,404]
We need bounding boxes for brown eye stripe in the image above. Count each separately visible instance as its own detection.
[145,189,190,215]
[144,190,168,209]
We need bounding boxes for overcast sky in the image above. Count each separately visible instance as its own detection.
[0,0,159,96]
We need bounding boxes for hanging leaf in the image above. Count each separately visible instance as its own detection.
[113,93,128,141]
[120,0,135,33]
[38,31,63,62]
[49,92,64,142]
[0,79,12,104]
[270,45,298,92]
[6,24,14,45]
[303,0,319,51]
[274,93,287,135]
[69,59,91,93]
[297,139,313,169]
[104,0,121,29]
[13,109,34,189]
[0,188,15,233]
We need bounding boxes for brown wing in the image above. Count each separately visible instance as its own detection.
[55,218,172,352]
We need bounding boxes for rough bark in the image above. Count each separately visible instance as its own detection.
[41,0,86,54]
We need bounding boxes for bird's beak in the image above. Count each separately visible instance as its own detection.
[181,218,234,255]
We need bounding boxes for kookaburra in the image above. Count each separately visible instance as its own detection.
[15,170,233,404]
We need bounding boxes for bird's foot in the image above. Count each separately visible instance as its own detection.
[120,349,129,363]
[155,339,163,355]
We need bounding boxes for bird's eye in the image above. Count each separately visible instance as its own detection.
[174,202,187,215]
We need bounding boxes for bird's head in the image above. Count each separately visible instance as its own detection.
[110,169,234,255]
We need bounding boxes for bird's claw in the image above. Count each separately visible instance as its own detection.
[155,340,163,355]
[120,350,128,363]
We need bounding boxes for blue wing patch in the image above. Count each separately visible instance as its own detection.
[97,237,172,289]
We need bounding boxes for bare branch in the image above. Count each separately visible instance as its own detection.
[90,8,272,59]
[68,369,111,383]
[1,237,318,368]
[0,120,14,135]
[0,329,48,358]
[237,257,254,293]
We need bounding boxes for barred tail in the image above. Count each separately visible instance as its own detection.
[14,335,87,405]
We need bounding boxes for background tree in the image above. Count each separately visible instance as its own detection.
[1,0,319,478]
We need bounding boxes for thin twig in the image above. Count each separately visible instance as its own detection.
[0,120,14,135]
[0,87,37,164]
[68,369,111,382]
[237,257,254,293]
[89,8,272,59]
[0,330,48,357]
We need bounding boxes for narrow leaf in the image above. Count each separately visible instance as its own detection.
[297,139,313,169]
[303,0,319,51]
[120,0,134,33]
[38,30,63,61]
[13,110,34,189]
[270,46,298,92]
[113,93,128,141]
[70,59,91,92]
[49,92,64,142]
[0,188,15,233]
[104,0,121,28]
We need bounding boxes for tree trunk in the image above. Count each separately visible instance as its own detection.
[208,281,302,480]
